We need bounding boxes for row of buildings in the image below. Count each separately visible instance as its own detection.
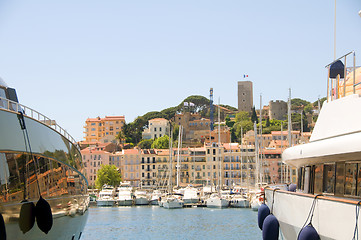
[81,130,310,188]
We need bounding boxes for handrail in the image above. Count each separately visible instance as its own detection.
[0,96,80,150]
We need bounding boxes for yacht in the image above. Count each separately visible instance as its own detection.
[162,194,184,209]
[182,186,199,204]
[264,51,361,239]
[150,190,162,205]
[134,189,149,205]
[116,182,133,206]
[97,185,116,207]
[0,78,88,239]
[206,193,229,208]
[230,186,249,208]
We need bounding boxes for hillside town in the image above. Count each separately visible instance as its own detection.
[79,81,320,189]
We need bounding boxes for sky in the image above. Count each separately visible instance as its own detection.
[0,1,360,141]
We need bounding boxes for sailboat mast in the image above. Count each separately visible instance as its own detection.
[218,98,222,191]
[240,127,243,187]
[176,125,182,188]
[259,94,263,183]
[254,121,259,186]
[287,88,292,182]
[168,127,173,193]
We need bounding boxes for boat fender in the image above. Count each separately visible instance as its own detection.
[262,214,279,240]
[258,204,270,230]
[297,224,320,240]
[0,212,6,240]
[19,201,36,234]
[288,184,297,192]
[35,196,53,234]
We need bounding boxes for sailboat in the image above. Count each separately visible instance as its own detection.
[163,125,184,209]
[206,99,229,208]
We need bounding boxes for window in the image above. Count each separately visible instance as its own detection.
[154,127,157,132]
[160,127,162,131]
[314,165,323,194]
[323,164,335,194]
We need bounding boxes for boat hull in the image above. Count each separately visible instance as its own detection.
[206,198,229,208]
[117,199,133,206]
[97,200,115,207]
[135,198,149,205]
[163,200,183,209]
[230,199,249,208]
[0,109,89,239]
[265,188,361,240]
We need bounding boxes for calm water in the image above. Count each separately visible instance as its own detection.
[81,206,262,240]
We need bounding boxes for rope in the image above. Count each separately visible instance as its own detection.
[17,112,42,197]
[270,188,280,214]
[297,194,322,239]
[352,200,361,240]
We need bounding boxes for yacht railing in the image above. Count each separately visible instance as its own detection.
[0,96,80,150]
[326,51,360,102]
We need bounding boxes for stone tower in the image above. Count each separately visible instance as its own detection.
[269,100,288,120]
[237,81,253,113]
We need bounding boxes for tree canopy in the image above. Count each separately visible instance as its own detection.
[151,135,170,149]
[95,165,121,189]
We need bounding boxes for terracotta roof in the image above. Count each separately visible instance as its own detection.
[149,118,168,121]
[123,149,140,155]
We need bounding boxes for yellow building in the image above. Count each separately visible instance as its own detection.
[83,116,125,144]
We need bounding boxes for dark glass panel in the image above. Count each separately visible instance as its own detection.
[314,165,323,194]
[344,163,357,196]
[323,164,335,194]
[335,162,345,195]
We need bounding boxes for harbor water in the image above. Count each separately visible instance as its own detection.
[82,206,261,240]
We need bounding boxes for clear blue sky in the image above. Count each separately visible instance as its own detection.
[0,1,360,141]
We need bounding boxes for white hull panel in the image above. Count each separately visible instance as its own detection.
[183,198,199,204]
[135,198,149,205]
[117,199,133,206]
[265,188,360,240]
[97,200,115,207]
[163,201,183,209]
[206,198,229,208]
[230,199,249,208]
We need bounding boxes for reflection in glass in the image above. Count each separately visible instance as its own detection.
[314,165,323,194]
[323,164,335,194]
[344,163,357,196]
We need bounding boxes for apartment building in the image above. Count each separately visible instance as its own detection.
[142,118,170,140]
[83,116,125,143]
[118,149,141,187]
[81,147,110,186]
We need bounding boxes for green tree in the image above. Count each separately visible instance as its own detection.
[137,139,154,149]
[251,107,258,123]
[95,165,121,189]
[152,135,170,149]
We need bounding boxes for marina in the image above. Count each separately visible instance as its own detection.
[82,206,261,240]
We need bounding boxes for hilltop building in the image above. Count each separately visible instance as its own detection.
[269,100,288,120]
[83,116,125,144]
[238,81,253,113]
[142,118,170,140]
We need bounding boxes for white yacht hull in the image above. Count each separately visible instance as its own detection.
[265,188,361,240]
[135,197,149,205]
[97,200,115,207]
[150,199,159,205]
[206,197,229,208]
[117,199,133,206]
[183,198,199,204]
[230,198,249,208]
[163,200,184,209]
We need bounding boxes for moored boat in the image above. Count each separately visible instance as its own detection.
[97,185,116,207]
[0,78,88,239]
[264,52,361,239]
[117,182,133,206]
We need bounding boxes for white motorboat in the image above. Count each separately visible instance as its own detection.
[134,190,149,205]
[162,194,184,209]
[150,190,162,205]
[264,52,361,239]
[206,193,229,208]
[97,185,116,207]
[230,194,249,208]
[117,182,133,206]
[182,186,199,204]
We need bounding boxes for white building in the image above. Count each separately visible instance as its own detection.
[142,118,170,139]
